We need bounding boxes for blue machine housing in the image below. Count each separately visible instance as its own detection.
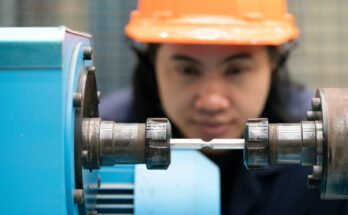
[98,150,220,215]
[0,27,220,215]
[0,26,97,215]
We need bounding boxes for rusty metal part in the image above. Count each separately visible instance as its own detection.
[81,118,171,170]
[318,88,348,199]
[244,119,321,169]
[145,118,171,169]
[245,88,348,199]
[100,121,146,165]
[269,123,303,164]
[306,111,323,121]
[308,165,322,189]
[311,97,322,111]
[301,121,316,165]
[244,118,269,168]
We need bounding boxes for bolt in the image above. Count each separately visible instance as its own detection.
[306,111,322,121]
[312,165,322,178]
[311,98,321,111]
[306,111,315,120]
[73,189,84,204]
[86,66,96,74]
[97,91,101,103]
[81,150,89,167]
[97,175,101,188]
[82,150,88,159]
[73,93,82,108]
[307,175,321,189]
[83,47,93,60]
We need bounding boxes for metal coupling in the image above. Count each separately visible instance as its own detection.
[244,118,323,169]
[81,117,171,170]
[244,118,269,169]
[145,118,171,169]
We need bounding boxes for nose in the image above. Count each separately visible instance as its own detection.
[194,91,230,115]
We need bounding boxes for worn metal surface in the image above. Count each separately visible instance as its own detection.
[269,123,303,164]
[244,120,321,168]
[100,122,146,165]
[82,118,171,170]
[145,118,171,169]
[301,121,316,165]
[244,118,270,168]
[318,88,348,199]
[244,88,348,199]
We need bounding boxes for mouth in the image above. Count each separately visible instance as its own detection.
[192,120,234,137]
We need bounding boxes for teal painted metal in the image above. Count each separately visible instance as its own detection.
[97,150,220,215]
[0,27,98,215]
[0,26,220,215]
[134,150,220,215]
[0,27,62,68]
[99,165,135,184]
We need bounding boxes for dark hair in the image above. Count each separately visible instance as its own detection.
[131,43,301,131]
[262,43,304,123]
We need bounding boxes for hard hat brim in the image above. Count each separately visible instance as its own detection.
[125,16,299,45]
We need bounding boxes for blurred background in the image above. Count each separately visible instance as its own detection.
[0,0,347,97]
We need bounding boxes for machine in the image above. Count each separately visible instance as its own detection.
[1,26,348,215]
[0,27,219,215]
[243,89,348,199]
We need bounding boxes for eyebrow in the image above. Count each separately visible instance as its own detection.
[171,52,252,65]
[171,54,202,64]
[221,53,252,64]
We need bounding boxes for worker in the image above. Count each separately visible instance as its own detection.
[100,0,348,214]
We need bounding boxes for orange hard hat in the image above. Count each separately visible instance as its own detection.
[125,0,299,45]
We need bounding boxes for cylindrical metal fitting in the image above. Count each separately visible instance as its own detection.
[81,118,171,170]
[244,119,322,168]
[82,118,101,169]
[83,47,93,60]
[311,97,321,111]
[301,121,316,165]
[99,121,146,165]
[269,123,302,164]
[244,118,269,169]
[315,121,323,166]
[306,111,322,121]
[145,118,171,169]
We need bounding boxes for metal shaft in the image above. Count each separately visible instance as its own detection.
[170,138,245,150]
[82,118,171,170]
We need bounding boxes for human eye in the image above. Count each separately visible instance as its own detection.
[175,65,201,76]
[225,63,250,76]
[226,66,243,76]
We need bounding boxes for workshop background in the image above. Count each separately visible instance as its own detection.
[0,0,347,97]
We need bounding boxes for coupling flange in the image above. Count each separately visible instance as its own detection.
[145,118,171,169]
[244,118,269,169]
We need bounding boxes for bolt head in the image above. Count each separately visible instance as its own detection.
[83,47,93,60]
[73,93,82,108]
[73,189,84,204]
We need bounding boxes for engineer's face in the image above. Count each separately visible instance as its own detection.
[155,44,272,140]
